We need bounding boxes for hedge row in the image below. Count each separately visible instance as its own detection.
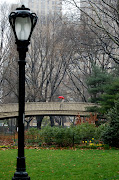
[25,123,108,147]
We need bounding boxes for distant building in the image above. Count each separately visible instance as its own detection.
[20,0,62,24]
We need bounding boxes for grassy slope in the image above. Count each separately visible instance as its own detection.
[0,149,119,180]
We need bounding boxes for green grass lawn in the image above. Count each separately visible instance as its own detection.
[0,148,119,180]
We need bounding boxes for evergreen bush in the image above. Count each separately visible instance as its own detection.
[54,127,74,147]
[40,126,55,145]
[95,124,109,140]
[40,126,74,147]
[102,101,119,148]
[25,122,109,147]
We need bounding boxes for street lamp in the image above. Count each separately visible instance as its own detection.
[9,5,37,180]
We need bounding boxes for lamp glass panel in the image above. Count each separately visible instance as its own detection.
[15,17,31,40]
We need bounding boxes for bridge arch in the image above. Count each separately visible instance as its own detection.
[0,102,97,129]
[0,102,96,119]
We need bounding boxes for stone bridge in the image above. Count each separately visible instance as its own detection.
[0,102,97,119]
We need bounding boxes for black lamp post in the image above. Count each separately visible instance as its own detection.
[9,5,37,180]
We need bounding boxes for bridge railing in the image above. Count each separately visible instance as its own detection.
[0,102,97,119]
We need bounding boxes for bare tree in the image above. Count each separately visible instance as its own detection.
[0,3,19,104]
[61,0,119,102]
[64,0,119,64]
[25,16,72,103]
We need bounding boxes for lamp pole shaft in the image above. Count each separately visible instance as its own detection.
[17,58,26,169]
[12,49,30,180]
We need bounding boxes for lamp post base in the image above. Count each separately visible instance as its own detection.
[12,172,30,180]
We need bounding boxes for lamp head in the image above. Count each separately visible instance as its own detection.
[9,5,37,44]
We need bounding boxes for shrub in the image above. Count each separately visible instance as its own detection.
[40,126,55,145]
[74,123,96,143]
[102,101,119,148]
[53,127,74,147]
[25,127,39,144]
[73,125,82,144]
[94,124,109,140]
[40,126,74,147]
[64,127,74,146]
[25,122,105,147]
[53,127,65,146]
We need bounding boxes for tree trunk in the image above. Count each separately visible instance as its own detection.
[50,116,54,127]
[36,115,44,129]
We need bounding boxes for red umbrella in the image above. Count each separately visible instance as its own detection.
[58,96,64,99]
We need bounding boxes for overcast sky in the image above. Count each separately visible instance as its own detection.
[2,0,19,4]
[1,0,80,16]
